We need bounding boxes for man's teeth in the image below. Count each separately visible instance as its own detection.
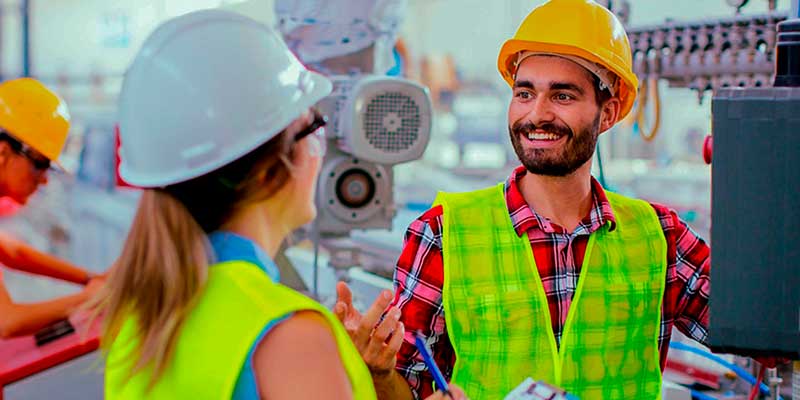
[528,132,561,140]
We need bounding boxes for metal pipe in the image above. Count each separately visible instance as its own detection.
[792,361,800,400]
[21,0,30,77]
[767,367,782,400]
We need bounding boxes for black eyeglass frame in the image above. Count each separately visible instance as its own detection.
[293,110,328,143]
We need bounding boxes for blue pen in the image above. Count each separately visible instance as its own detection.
[414,331,451,396]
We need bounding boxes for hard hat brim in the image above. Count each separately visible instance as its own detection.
[50,159,67,173]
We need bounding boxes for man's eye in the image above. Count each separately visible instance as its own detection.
[556,93,573,101]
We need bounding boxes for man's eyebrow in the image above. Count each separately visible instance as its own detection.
[550,82,586,95]
[513,80,587,95]
[513,80,534,90]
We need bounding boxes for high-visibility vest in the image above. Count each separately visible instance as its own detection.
[105,260,377,400]
[437,184,666,399]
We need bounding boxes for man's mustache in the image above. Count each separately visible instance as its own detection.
[511,121,573,138]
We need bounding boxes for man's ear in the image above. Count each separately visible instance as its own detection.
[599,97,622,134]
[0,142,11,165]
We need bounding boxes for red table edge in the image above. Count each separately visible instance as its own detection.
[0,336,100,387]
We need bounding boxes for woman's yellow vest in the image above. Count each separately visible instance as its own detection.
[105,260,377,399]
[435,184,667,399]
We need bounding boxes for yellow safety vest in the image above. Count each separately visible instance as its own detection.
[105,260,377,399]
[436,184,666,399]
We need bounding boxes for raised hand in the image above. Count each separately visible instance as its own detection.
[334,281,404,376]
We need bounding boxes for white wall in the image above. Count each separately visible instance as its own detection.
[0,0,262,80]
[0,0,271,114]
[0,0,789,160]
[4,0,785,84]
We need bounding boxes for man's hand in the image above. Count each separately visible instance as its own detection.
[424,384,467,400]
[334,281,404,376]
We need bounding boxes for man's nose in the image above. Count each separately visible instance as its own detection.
[526,96,557,127]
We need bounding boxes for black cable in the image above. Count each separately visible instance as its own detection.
[596,142,608,188]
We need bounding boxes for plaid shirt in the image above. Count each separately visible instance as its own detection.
[391,165,711,399]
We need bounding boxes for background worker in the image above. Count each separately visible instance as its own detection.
[333,0,766,398]
[98,9,463,400]
[0,77,104,339]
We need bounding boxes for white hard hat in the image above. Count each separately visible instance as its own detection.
[118,9,332,188]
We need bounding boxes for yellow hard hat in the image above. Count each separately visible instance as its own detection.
[497,0,638,121]
[0,78,70,162]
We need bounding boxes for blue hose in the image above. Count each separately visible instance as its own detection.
[669,341,780,399]
[405,202,434,212]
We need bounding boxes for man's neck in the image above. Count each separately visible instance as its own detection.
[517,162,594,233]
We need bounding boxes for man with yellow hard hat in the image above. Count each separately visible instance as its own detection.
[334,1,717,398]
[0,78,103,338]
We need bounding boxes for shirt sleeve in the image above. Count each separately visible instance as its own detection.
[654,204,711,346]
[391,206,456,399]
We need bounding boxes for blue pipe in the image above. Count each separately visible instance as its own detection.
[405,202,434,212]
[669,341,780,399]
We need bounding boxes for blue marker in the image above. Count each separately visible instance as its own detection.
[414,331,451,396]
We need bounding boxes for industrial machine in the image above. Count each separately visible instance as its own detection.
[707,13,800,359]
[622,0,800,398]
[313,74,432,236]
[267,0,435,295]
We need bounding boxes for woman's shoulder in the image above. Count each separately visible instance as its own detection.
[252,310,352,399]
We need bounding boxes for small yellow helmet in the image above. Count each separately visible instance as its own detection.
[497,0,638,121]
[0,78,70,163]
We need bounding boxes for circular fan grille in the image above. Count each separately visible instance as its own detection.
[363,91,420,153]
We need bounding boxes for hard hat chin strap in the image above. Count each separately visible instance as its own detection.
[514,51,618,97]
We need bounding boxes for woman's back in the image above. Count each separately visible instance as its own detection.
[105,257,375,399]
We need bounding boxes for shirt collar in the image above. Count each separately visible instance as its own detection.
[208,231,281,282]
[504,165,617,237]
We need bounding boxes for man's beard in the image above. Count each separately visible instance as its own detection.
[508,114,600,177]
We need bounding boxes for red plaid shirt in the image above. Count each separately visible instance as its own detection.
[391,165,710,399]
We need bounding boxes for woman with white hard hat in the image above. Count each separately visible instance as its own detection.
[97,9,464,400]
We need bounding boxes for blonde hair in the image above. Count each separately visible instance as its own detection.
[93,130,296,388]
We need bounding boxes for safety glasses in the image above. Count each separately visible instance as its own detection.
[18,144,51,171]
[293,109,328,157]
[293,109,328,143]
